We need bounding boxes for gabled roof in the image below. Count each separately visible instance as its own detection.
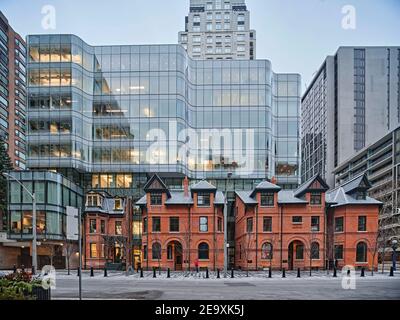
[84,197,126,215]
[249,180,281,198]
[191,180,217,194]
[325,173,381,207]
[236,190,308,205]
[293,174,329,198]
[143,174,171,198]
[236,191,258,206]
[341,173,371,194]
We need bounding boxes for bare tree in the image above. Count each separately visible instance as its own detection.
[64,240,76,275]
[261,235,276,271]
[307,230,319,276]
[243,232,254,276]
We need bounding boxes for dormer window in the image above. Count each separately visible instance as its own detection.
[197,193,211,207]
[114,198,122,210]
[310,193,322,205]
[260,193,274,207]
[87,194,101,207]
[151,193,162,206]
[355,191,367,200]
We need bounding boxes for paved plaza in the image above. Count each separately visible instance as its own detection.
[42,270,400,300]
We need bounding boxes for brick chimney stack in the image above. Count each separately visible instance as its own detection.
[183,176,189,197]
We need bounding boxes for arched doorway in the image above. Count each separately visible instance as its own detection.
[167,241,183,271]
[288,240,305,270]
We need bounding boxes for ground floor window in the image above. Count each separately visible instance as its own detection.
[152,242,161,260]
[356,242,367,262]
[311,242,320,259]
[261,242,273,259]
[90,243,97,258]
[334,245,343,260]
[295,244,304,260]
[198,242,209,260]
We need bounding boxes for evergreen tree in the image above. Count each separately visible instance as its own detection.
[0,139,13,230]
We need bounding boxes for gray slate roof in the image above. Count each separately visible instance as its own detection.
[236,190,308,205]
[326,186,381,207]
[84,197,125,215]
[293,174,329,197]
[136,190,225,206]
[249,181,281,197]
[191,180,217,191]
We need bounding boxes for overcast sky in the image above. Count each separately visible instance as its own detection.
[2,0,400,92]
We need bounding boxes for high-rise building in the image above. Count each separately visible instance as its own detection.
[301,47,400,187]
[179,0,256,60]
[0,11,27,169]
[26,34,301,198]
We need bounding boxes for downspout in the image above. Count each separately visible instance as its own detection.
[145,206,149,271]
[213,206,216,271]
[280,205,283,270]
[188,205,191,271]
[255,206,258,271]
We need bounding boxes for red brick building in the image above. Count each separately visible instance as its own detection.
[136,175,225,271]
[235,174,381,271]
[83,191,133,270]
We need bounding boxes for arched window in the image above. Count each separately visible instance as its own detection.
[198,242,209,260]
[152,242,161,260]
[356,242,367,262]
[261,242,273,260]
[311,242,320,259]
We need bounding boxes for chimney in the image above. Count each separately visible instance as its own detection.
[183,176,189,197]
[271,176,277,185]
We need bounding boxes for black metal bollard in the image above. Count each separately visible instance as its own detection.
[140,267,144,278]
[77,268,80,276]
[347,269,351,276]
[333,267,337,277]
[206,268,209,279]
[297,268,301,278]
[231,268,234,278]
[282,268,286,278]
[104,268,108,277]
[90,267,94,277]
[268,268,272,278]
[13,265,17,273]
[361,268,365,277]
[167,268,170,278]
[217,269,220,278]
[153,267,156,278]
[31,266,35,275]
[21,265,25,272]
[389,266,394,277]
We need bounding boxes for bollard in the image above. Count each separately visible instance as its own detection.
[31,266,35,275]
[217,269,220,279]
[268,268,272,278]
[389,267,394,277]
[21,265,25,272]
[140,267,144,278]
[206,268,209,279]
[13,265,17,273]
[167,268,170,278]
[77,268,80,277]
[347,269,351,276]
[231,268,234,278]
[90,267,94,277]
[297,268,301,278]
[333,267,337,277]
[153,267,156,278]
[104,268,108,277]
[282,268,286,278]
[361,268,365,277]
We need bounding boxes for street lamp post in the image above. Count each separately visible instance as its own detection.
[223,172,232,278]
[3,172,37,274]
[392,239,398,272]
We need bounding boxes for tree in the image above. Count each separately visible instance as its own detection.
[65,240,76,275]
[0,139,13,232]
[307,231,319,276]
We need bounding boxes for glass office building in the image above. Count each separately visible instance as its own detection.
[26,34,300,197]
[7,170,84,241]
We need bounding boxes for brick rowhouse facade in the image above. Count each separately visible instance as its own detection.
[235,174,381,271]
[84,191,133,270]
[137,175,225,271]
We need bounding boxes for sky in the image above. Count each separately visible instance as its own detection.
[1,0,400,92]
